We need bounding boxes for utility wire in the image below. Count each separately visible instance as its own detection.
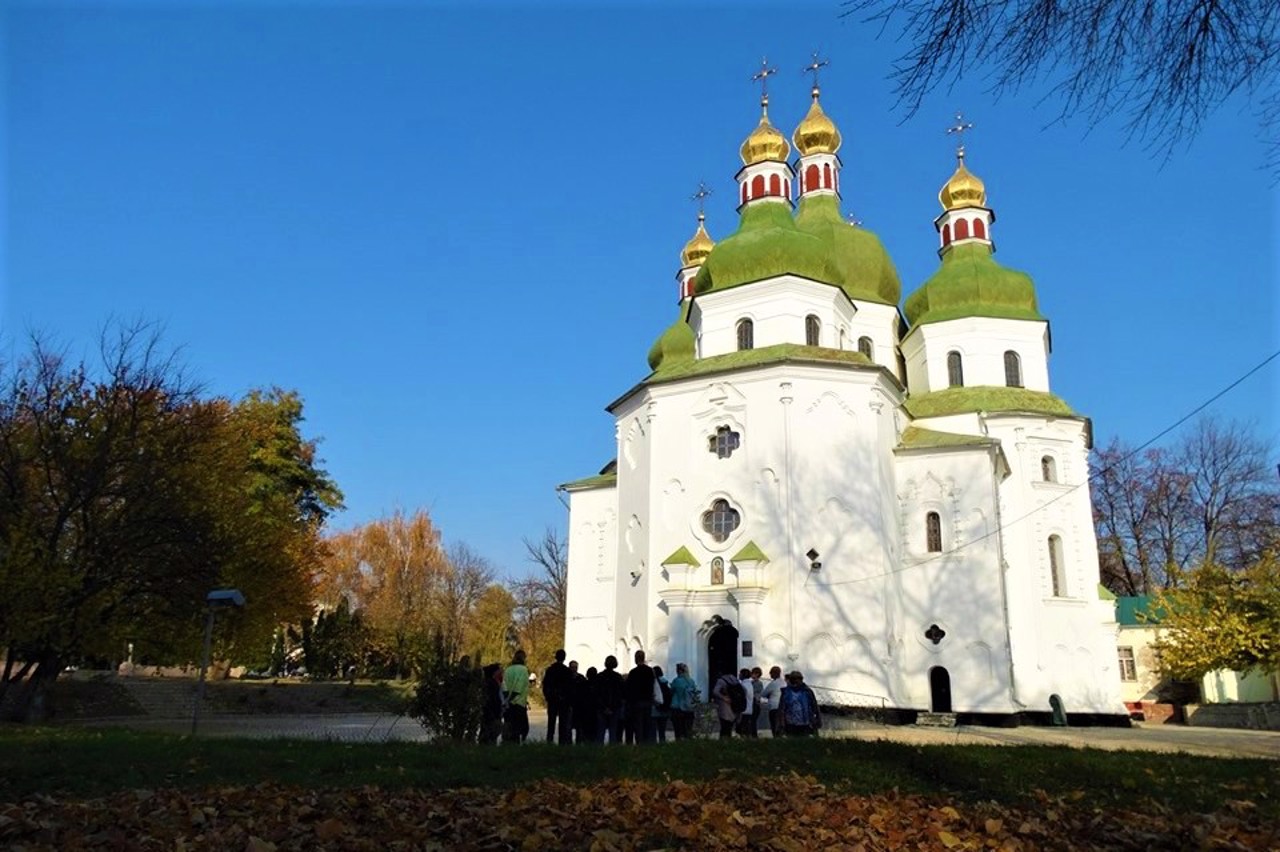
[820,348,1280,587]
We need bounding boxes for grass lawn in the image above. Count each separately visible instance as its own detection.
[1,727,1275,818]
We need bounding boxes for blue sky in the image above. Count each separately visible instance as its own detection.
[4,1,1277,579]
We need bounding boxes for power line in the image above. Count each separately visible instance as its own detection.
[821,348,1280,587]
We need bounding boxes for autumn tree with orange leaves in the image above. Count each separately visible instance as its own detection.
[313,511,499,679]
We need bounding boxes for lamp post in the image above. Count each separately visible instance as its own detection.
[191,588,245,737]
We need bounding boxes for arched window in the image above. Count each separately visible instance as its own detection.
[822,162,832,188]
[805,314,820,346]
[805,164,819,193]
[974,218,987,239]
[1041,455,1057,483]
[926,512,942,552]
[838,328,846,349]
[946,351,964,387]
[941,223,951,245]
[702,499,741,543]
[857,336,873,359]
[1048,535,1066,596]
[768,174,781,196]
[954,219,970,240]
[784,179,790,200]
[751,174,765,198]
[736,318,754,351]
[1004,350,1022,387]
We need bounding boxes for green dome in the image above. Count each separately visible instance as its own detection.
[647,301,696,371]
[692,202,840,295]
[904,243,1044,327]
[794,195,901,305]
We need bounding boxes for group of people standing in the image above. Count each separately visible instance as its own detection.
[480,650,821,744]
[711,665,822,738]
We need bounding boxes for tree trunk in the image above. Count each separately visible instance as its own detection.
[7,653,61,723]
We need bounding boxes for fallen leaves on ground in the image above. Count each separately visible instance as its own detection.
[0,775,1274,850]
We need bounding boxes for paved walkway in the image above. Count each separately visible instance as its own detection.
[76,710,1279,759]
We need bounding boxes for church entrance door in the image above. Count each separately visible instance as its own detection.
[707,622,739,696]
[929,666,952,713]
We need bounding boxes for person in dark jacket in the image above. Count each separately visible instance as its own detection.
[542,649,573,745]
[624,650,656,744]
[571,662,597,744]
[479,663,505,745]
[779,670,822,736]
[594,655,626,744]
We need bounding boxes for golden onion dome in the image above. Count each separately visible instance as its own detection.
[739,96,791,165]
[792,87,842,155]
[680,212,715,268]
[938,153,987,210]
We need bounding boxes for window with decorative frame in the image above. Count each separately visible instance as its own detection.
[1048,535,1067,596]
[1117,647,1137,682]
[701,499,741,543]
[925,512,942,552]
[1041,455,1057,483]
[946,351,964,387]
[710,557,725,585]
[1004,350,1023,387]
[736,318,754,351]
[708,425,741,459]
[857,336,873,359]
[804,314,820,346]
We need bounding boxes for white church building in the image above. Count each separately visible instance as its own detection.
[560,80,1127,725]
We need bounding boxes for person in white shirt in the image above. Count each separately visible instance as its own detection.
[735,667,756,736]
[761,666,784,737]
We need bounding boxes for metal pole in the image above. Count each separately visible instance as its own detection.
[192,607,215,736]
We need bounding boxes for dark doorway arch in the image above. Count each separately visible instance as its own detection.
[929,666,952,712]
[707,621,739,696]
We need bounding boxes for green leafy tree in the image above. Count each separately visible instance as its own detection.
[1152,553,1280,679]
[406,632,484,742]
[0,327,342,720]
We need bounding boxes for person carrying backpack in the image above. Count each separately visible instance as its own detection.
[778,670,821,736]
[651,665,672,743]
[712,670,746,738]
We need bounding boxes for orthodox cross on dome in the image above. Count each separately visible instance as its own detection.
[847,212,863,227]
[690,181,713,216]
[946,112,975,160]
[802,52,829,91]
[751,58,778,103]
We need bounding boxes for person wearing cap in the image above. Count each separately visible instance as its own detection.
[778,670,821,736]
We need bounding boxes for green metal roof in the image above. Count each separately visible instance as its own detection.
[647,299,696,372]
[1116,595,1166,626]
[794,194,901,306]
[904,386,1076,419]
[661,546,701,567]
[904,243,1044,327]
[651,343,872,383]
[691,201,840,295]
[558,472,618,492]
[731,540,770,563]
[896,425,998,451]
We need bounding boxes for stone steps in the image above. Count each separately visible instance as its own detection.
[916,712,958,728]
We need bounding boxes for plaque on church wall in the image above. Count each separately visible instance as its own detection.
[741,640,753,658]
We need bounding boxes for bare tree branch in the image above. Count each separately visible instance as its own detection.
[845,0,1280,175]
